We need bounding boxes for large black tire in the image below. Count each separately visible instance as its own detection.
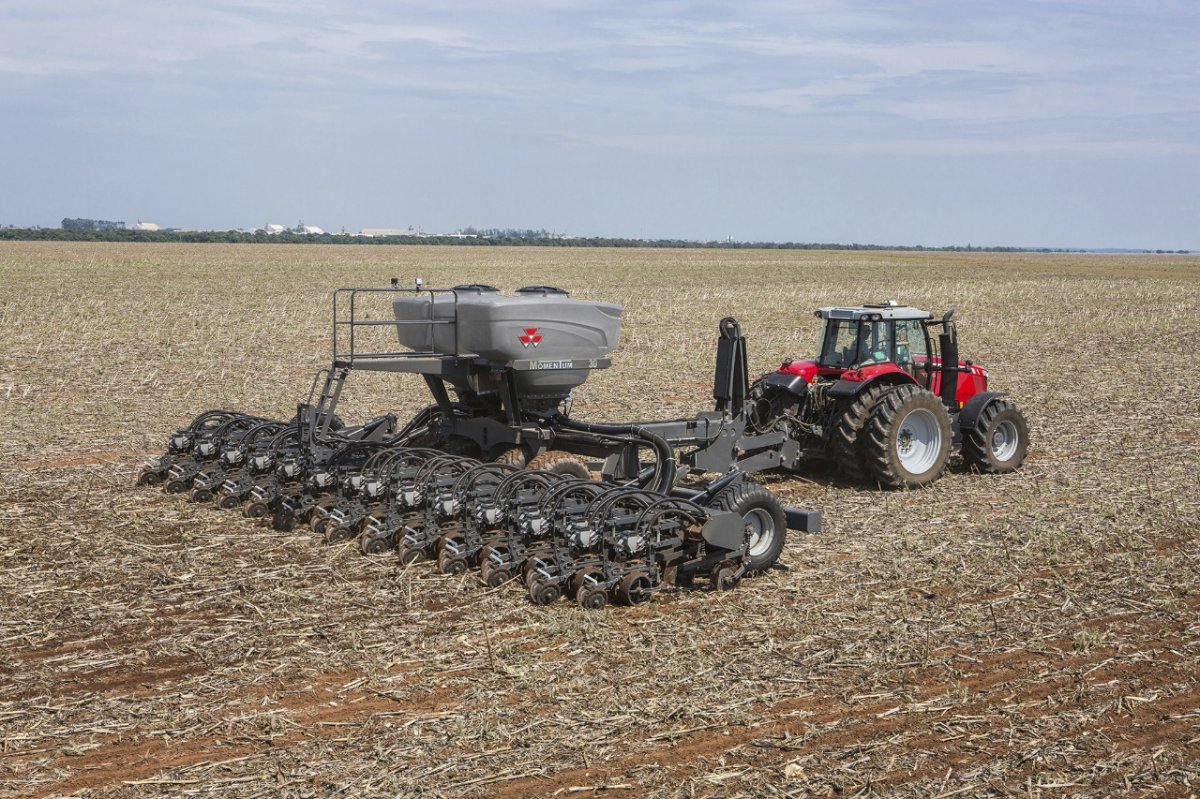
[709,481,787,573]
[527,450,591,480]
[493,446,528,468]
[829,382,895,481]
[861,385,952,489]
[961,398,1030,474]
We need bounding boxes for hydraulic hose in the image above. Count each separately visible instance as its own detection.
[550,414,677,494]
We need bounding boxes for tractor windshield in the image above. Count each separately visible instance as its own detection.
[818,319,893,368]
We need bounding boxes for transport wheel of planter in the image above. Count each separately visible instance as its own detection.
[190,488,213,503]
[861,385,952,489]
[709,481,787,573]
[710,562,740,591]
[493,446,528,468]
[614,572,653,606]
[529,579,560,606]
[137,471,162,487]
[576,586,609,610]
[165,479,189,494]
[486,568,512,588]
[399,548,425,565]
[218,494,241,510]
[961,398,1030,474]
[829,382,895,482]
[527,450,591,480]
[244,502,270,519]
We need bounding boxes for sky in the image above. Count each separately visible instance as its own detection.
[1,1,1197,248]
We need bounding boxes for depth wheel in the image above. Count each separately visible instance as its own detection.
[398,546,426,565]
[710,561,740,591]
[244,502,269,519]
[567,566,603,598]
[359,531,392,555]
[614,572,653,606]
[529,579,560,606]
[218,494,241,510]
[486,568,512,588]
[190,488,213,503]
[861,385,952,489]
[961,398,1030,474]
[438,553,468,575]
[576,586,608,610]
[324,523,355,545]
[137,471,162,487]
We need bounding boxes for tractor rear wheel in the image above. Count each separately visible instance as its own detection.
[961,398,1030,473]
[861,385,951,489]
[829,382,894,481]
[528,450,591,479]
[709,481,786,573]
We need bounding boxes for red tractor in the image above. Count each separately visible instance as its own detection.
[748,301,1029,489]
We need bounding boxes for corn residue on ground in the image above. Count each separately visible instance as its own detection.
[1,242,1198,798]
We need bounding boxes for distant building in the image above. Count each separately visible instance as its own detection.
[360,227,422,237]
[264,224,287,234]
[131,221,160,232]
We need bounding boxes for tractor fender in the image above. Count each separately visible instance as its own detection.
[958,391,1007,431]
[827,372,913,399]
[761,372,808,398]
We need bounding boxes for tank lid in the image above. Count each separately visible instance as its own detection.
[515,285,570,296]
[453,283,501,294]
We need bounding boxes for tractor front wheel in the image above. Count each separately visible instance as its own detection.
[961,398,1030,474]
[862,385,951,489]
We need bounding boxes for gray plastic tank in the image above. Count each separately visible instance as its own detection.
[393,285,623,398]
[392,284,499,354]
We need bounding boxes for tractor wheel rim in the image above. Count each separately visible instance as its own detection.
[991,419,1019,461]
[895,408,941,474]
[744,508,776,557]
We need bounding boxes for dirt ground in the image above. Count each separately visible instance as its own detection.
[1,242,1198,798]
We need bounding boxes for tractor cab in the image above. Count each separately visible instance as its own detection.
[814,301,932,377]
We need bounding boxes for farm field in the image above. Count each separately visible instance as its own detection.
[2,241,1199,798]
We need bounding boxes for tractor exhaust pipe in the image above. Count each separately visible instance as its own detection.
[938,312,959,407]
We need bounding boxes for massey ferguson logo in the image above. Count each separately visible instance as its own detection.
[518,327,542,348]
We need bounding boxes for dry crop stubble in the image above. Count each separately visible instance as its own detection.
[1,241,1199,797]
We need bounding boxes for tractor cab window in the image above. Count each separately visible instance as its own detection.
[819,319,892,368]
[894,319,928,375]
[855,320,891,366]
[817,320,858,368]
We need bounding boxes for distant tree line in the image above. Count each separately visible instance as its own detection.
[0,226,1191,254]
[61,217,126,232]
